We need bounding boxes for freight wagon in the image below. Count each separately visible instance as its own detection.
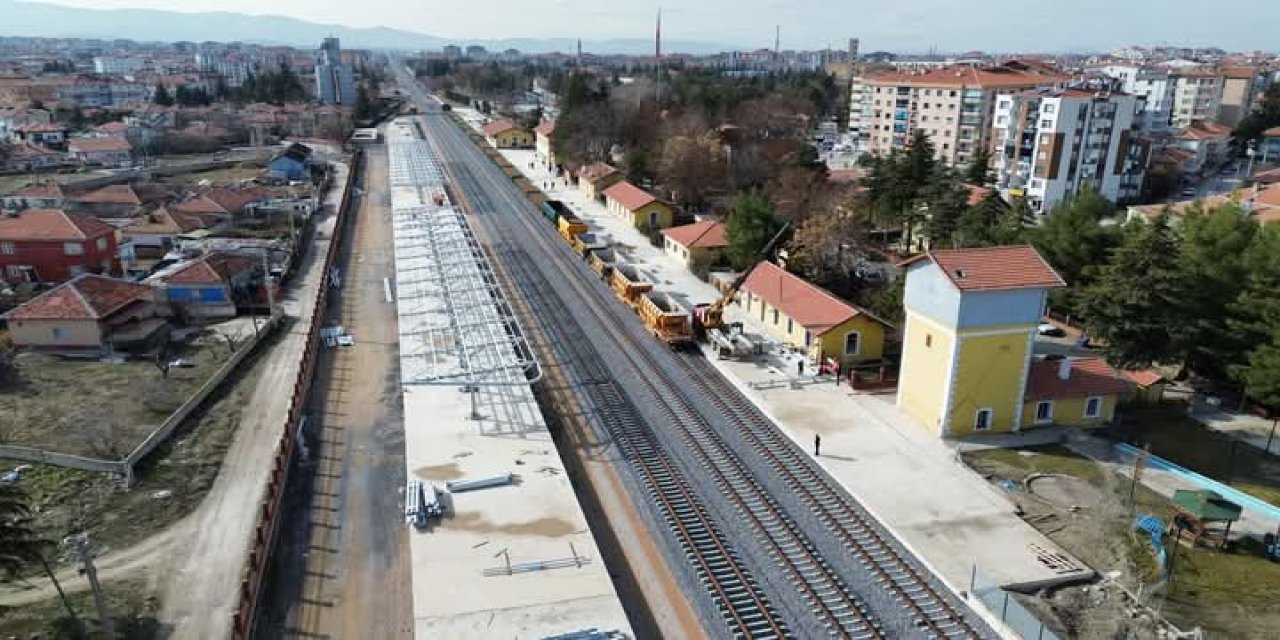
[558,213,588,244]
[573,231,607,257]
[639,292,693,347]
[589,247,620,279]
[542,199,572,226]
[609,262,654,309]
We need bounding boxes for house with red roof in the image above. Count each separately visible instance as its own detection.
[895,245,1125,437]
[149,251,260,319]
[0,209,121,284]
[661,220,727,268]
[10,121,69,149]
[2,274,164,351]
[65,184,144,218]
[603,181,674,230]
[1,183,65,211]
[1172,120,1232,175]
[575,162,623,203]
[67,136,133,167]
[2,141,64,172]
[739,261,892,366]
[480,119,531,148]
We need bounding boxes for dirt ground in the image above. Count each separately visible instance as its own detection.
[160,163,264,188]
[0,337,229,458]
[965,445,1280,639]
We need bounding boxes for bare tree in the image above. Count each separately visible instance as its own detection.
[657,127,727,211]
[215,328,244,355]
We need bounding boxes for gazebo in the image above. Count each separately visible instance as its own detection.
[1169,489,1243,549]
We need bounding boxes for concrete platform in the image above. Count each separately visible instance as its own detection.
[493,145,1093,595]
[389,122,630,639]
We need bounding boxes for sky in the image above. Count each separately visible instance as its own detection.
[31,0,1280,52]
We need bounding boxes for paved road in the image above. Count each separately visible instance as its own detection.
[253,143,413,639]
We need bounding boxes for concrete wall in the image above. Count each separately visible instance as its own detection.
[7,318,103,348]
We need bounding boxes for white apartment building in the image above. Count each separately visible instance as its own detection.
[92,56,144,76]
[848,63,1066,166]
[992,86,1147,214]
[1095,64,1175,133]
[1170,70,1222,129]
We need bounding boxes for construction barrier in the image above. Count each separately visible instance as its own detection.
[229,149,363,639]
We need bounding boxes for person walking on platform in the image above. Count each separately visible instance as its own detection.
[797,358,805,377]
[814,433,822,457]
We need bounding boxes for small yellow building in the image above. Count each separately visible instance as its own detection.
[481,119,532,148]
[603,181,674,231]
[740,261,890,366]
[576,162,623,203]
[1022,357,1131,429]
[898,246,1076,437]
[661,220,727,269]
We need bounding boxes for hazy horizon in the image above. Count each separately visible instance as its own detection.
[19,0,1279,53]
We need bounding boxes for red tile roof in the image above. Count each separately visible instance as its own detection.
[962,183,993,207]
[481,119,522,136]
[863,64,1068,88]
[1176,121,1232,141]
[202,186,268,214]
[742,261,889,335]
[1024,357,1132,401]
[164,252,256,285]
[1121,369,1167,387]
[68,137,132,153]
[3,274,152,321]
[1263,126,1280,139]
[0,208,115,241]
[534,119,556,136]
[125,207,206,235]
[576,162,618,182]
[14,122,67,133]
[171,195,228,215]
[95,121,129,134]
[902,245,1066,292]
[603,181,658,211]
[661,220,727,249]
[73,184,141,205]
[10,183,64,199]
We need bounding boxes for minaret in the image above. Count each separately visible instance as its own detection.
[576,38,582,65]
[655,8,662,62]
[774,25,780,60]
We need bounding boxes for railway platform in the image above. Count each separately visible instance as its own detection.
[387,120,631,639]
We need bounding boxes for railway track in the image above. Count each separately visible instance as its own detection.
[413,104,992,639]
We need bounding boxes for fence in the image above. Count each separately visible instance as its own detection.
[229,149,361,640]
[0,313,282,479]
[970,565,1061,640]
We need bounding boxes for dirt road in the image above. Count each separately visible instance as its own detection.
[252,145,413,639]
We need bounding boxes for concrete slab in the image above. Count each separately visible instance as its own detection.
[390,123,630,639]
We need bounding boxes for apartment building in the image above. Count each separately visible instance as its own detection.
[1219,66,1258,128]
[992,86,1147,214]
[314,37,356,106]
[1094,64,1175,132]
[849,63,1067,166]
[1170,70,1222,129]
[92,56,145,75]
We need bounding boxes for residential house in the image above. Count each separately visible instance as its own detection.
[1022,357,1131,428]
[93,121,130,138]
[151,251,259,320]
[0,209,120,284]
[576,162,623,203]
[897,245,1075,437]
[202,186,270,217]
[3,142,64,172]
[848,61,1068,165]
[11,122,69,148]
[992,85,1147,213]
[2,274,165,351]
[1260,126,1280,163]
[67,137,133,166]
[739,261,890,367]
[534,119,557,166]
[1122,369,1169,404]
[1169,69,1223,129]
[65,184,143,219]
[122,206,208,269]
[661,220,728,268]
[1125,186,1280,225]
[0,183,64,211]
[603,181,675,230]
[266,142,313,182]
[1171,120,1232,175]
[0,107,51,139]
[481,119,532,148]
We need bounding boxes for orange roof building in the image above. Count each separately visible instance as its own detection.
[2,274,162,350]
[603,181,675,230]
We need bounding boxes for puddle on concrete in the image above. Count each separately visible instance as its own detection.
[415,463,464,481]
[447,511,577,537]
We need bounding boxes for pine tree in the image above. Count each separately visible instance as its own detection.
[1177,202,1256,377]
[152,82,173,106]
[964,147,993,186]
[725,189,783,270]
[1078,215,1188,369]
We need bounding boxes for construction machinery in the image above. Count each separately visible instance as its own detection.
[693,222,791,336]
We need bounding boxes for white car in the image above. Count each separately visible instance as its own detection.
[1037,323,1066,337]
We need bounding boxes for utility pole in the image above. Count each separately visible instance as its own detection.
[1128,444,1149,517]
[65,534,114,640]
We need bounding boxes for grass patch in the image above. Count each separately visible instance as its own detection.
[1117,405,1280,507]
[158,163,264,188]
[0,337,233,459]
[964,444,1280,638]
[0,577,161,639]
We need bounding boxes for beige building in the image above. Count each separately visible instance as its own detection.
[2,274,164,351]
[1169,69,1223,129]
[1219,66,1257,128]
[850,62,1067,166]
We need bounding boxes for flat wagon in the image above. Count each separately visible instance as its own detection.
[609,261,654,309]
[639,292,694,346]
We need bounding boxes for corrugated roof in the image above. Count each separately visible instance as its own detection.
[3,274,153,321]
[661,220,727,249]
[742,261,889,335]
[902,245,1066,292]
[1024,357,1131,401]
[603,181,658,212]
[73,184,141,205]
[0,208,115,241]
[481,119,521,136]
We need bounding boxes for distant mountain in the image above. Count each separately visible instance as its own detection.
[1,0,733,54]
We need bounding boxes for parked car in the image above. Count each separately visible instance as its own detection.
[1037,323,1066,337]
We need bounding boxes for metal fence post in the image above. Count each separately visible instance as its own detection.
[1001,592,1010,621]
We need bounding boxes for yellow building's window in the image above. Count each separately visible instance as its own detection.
[925,334,933,348]
[772,309,779,325]
[787,318,793,334]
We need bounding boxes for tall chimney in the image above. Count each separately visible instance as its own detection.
[655,8,662,62]
[1057,357,1072,381]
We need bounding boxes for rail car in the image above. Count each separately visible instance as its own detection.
[609,262,654,310]
[588,247,619,279]
[572,231,607,257]
[639,292,694,347]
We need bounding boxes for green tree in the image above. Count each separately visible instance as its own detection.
[152,83,173,106]
[1227,224,1280,389]
[922,179,970,247]
[1028,185,1120,314]
[1241,329,1280,408]
[1178,202,1257,377]
[0,483,44,576]
[964,147,993,186]
[1078,215,1188,369]
[725,189,783,270]
[1232,83,1280,149]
